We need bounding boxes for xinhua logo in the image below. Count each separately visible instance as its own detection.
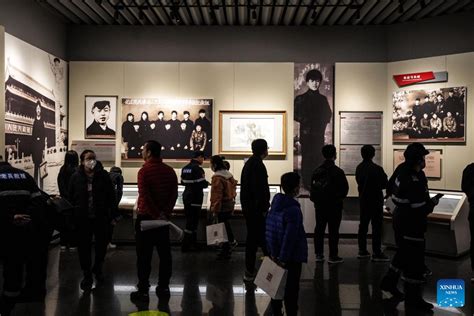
[437,279,465,307]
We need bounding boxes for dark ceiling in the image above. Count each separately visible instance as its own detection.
[37,0,474,26]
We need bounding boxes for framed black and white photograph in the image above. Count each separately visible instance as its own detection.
[392,87,466,144]
[293,63,334,192]
[121,98,213,160]
[85,96,117,139]
[219,111,287,156]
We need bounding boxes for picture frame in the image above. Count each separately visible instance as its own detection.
[85,95,118,139]
[219,110,287,156]
[392,87,466,144]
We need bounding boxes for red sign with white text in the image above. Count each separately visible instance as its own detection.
[393,72,436,87]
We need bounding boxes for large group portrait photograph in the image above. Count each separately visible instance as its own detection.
[293,63,334,191]
[392,86,466,143]
[121,98,213,160]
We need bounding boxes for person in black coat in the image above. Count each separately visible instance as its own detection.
[138,112,153,149]
[57,150,79,250]
[355,145,389,261]
[153,111,166,144]
[461,162,474,283]
[294,69,332,191]
[240,139,270,284]
[32,101,46,188]
[194,109,212,157]
[310,145,349,264]
[68,150,116,292]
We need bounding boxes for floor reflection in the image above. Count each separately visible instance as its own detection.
[1,242,472,315]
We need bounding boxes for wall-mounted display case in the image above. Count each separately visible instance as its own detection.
[383,190,469,257]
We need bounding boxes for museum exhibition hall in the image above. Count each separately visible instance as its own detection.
[1,0,474,315]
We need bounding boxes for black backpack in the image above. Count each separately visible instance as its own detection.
[310,166,330,202]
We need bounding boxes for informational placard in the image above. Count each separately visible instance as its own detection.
[393,149,442,179]
[340,111,383,145]
[340,145,382,175]
[71,140,116,162]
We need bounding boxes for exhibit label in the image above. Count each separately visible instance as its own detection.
[393,71,448,87]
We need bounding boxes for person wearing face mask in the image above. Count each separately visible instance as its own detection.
[68,150,116,292]
[380,143,440,312]
[266,172,307,316]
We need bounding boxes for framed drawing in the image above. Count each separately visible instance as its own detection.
[393,149,442,179]
[85,96,117,139]
[219,111,287,156]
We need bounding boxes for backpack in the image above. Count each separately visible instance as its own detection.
[310,166,330,203]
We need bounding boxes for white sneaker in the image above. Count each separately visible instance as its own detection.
[108,243,117,249]
[69,247,77,251]
[60,246,67,251]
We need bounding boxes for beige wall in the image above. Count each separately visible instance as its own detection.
[335,52,474,194]
[0,25,4,157]
[69,62,294,184]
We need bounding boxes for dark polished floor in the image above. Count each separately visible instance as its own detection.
[1,240,472,316]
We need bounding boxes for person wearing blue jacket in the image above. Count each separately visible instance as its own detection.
[266,172,308,316]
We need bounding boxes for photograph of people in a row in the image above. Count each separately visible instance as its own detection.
[120,98,213,160]
[392,87,466,143]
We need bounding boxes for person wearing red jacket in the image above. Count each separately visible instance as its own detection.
[130,140,178,302]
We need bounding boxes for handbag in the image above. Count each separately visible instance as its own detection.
[254,257,288,300]
[206,218,228,246]
[140,220,184,242]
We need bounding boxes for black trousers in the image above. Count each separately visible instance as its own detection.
[218,211,234,253]
[184,203,201,235]
[24,228,52,295]
[391,235,425,283]
[314,206,342,257]
[76,217,109,275]
[2,227,30,298]
[243,211,268,275]
[358,201,383,254]
[270,262,302,316]
[135,217,172,291]
[469,212,474,271]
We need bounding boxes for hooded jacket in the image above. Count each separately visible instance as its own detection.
[210,169,237,213]
[266,193,308,263]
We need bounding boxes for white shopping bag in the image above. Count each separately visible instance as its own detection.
[254,257,287,300]
[206,222,228,246]
[140,220,184,242]
[169,221,184,242]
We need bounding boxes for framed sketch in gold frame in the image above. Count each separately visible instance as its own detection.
[219,110,287,156]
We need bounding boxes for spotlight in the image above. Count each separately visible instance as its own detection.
[251,8,257,20]
[354,8,360,20]
[398,1,404,14]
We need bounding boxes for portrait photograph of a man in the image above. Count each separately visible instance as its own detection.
[85,96,117,139]
[294,63,334,191]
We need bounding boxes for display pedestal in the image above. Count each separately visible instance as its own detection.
[382,191,470,257]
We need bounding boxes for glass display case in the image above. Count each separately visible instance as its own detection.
[120,183,281,213]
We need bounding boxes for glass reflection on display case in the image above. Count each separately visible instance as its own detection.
[429,191,463,215]
[120,183,281,213]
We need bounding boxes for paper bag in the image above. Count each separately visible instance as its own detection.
[254,257,287,300]
[206,222,228,245]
